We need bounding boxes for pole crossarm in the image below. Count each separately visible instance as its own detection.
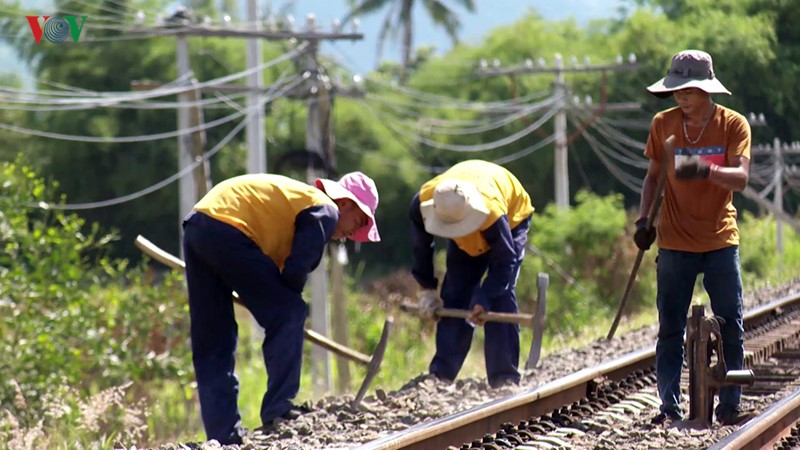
[126,26,363,41]
[475,63,639,78]
[131,80,364,99]
[567,102,641,113]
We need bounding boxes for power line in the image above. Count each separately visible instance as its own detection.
[23,71,303,210]
[0,108,243,143]
[475,52,641,208]
[360,97,561,152]
[28,117,248,210]
[0,46,306,106]
[364,94,560,135]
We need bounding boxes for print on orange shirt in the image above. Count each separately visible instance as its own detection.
[674,146,726,170]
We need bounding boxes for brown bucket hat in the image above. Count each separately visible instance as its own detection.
[647,50,731,98]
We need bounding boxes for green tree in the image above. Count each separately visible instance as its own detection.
[0,0,298,259]
[342,0,476,81]
[0,158,192,425]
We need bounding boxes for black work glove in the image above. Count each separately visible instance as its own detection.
[633,217,656,251]
[675,159,711,180]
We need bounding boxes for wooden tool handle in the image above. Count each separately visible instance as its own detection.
[436,308,533,325]
[606,134,675,340]
[400,301,532,325]
[135,234,373,366]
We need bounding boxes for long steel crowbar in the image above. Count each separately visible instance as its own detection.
[606,134,674,340]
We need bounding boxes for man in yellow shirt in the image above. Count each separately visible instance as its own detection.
[637,50,751,426]
[183,171,380,444]
[409,160,533,388]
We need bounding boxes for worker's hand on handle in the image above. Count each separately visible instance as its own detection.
[467,304,487,326]
[633,217,657,251]
[418,289,442,321]
[675,157,711,180]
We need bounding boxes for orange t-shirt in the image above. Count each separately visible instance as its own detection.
[644,105,751,252]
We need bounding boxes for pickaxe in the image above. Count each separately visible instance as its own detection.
[606,134,674,340]
[399,272,549,370]
[133,234,391,408]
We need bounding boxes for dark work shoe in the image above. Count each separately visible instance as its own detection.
[281,403,313,421]
[252,423,276,436]
[650,410,682,425]
[717,408,755,426]
[489,377,520,389]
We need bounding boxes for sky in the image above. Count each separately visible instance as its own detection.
[5,0,629,85]
[287,0,629,74]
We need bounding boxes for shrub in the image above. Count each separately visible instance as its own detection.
[0,159,193,444]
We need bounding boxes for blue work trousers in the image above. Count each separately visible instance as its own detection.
[429,219,529,387]
[183,212,307,444]
[655,246,744,418]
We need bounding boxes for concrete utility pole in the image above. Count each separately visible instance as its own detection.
[302,39,334,397]
[773,137,784,258]
[476,54,639,208]
[175,35,195,251]
[553,55,568,208]
[245,0,266,174]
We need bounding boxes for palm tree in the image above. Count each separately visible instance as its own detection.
[342,0,475,81]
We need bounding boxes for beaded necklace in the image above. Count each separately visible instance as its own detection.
[682,103,716,145]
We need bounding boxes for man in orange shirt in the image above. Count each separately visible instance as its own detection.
[636,50,751,426]
[183,172,380,444]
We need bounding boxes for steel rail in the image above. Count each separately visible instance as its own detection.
[356,291,800,450]
[708,387,800,450]
[356,348,655,450]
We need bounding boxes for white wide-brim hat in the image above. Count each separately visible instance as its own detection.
[420,179,489,238]
[647,50,731,98]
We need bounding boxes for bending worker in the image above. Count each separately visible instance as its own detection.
[409,159,533,388]
[182,172,380,444]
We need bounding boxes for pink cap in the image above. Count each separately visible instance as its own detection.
[315,171,380,242]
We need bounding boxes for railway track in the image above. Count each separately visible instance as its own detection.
[354,292,800,450]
